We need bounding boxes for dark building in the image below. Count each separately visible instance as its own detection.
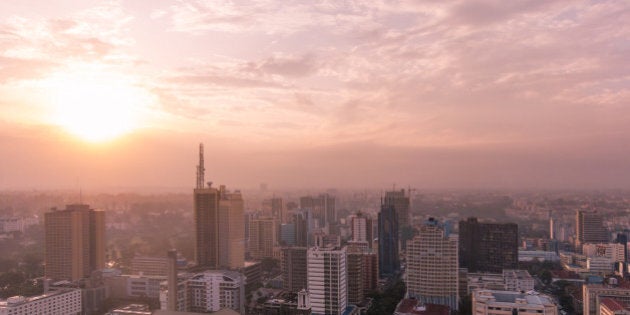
[576,210,609,247]
[299,194,335,229]
[378,203,400,277]
[293,211,309,247]
[459,217,518,273]
[281,247,308,292]
[384,189,410,228]
[194,185,220,268]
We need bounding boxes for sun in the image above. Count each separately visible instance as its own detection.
[45,69,151,142]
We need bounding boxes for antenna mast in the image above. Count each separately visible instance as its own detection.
[196,143,205,189]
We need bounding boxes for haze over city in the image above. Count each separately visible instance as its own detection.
[1,0,629,191]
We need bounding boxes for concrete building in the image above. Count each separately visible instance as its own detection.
[503,269,535,292]
[406,218,458,311]
[472,289,558,315]
[307,246,347,315]
[576,210,609,247]
[249,217,277,260]
[160,270,245,314]
[218,189,245,269]
[394,299,450,315]
[193,144,245,270]
[459,217,518,273]
[0,289,82,315]
[600,298,630,315]
[350,212,373,246]
[44,204,105,281]
[282,247,308,292]
[583,283,630,315]
[104,274,164,299]
[299,194,336,229]
[583,243,626,263]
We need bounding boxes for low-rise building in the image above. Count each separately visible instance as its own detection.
[472,289,558,315]
[0,289,82,315]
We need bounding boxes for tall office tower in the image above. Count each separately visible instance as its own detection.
[281,247,307,292]
[406,218,459,311]
[384,189,410,228]
[45,204,105,281]
[549,211,555,240]
[249,217,277,260]
[293,210,309,247]
[576,210,609,247]
[459,217,518,273]
[351,212,373,246]
[307,246,347,315]
[194,144,245,269]
[271,197,285,223]
[378,203,400,277]
[280,223,296,246]
[300,194,336,229]
[194,144,219,268]
[218,188,245,269]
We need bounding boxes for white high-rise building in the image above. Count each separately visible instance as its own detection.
[406,218,459,311]
[307,246,347,315]
[350,212,372,245]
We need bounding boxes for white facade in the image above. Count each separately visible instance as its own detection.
[473,289,558,315]
[583,243,626,262]
[406,219,459,311]
[159,270,244,314]
[350,213,370,243]
[503,270,535,292]
[0,289,81,315]
[307,246,347,315]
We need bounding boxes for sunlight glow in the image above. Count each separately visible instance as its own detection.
[45,69,152,142]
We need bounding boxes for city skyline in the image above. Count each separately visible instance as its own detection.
[1,1,629,191]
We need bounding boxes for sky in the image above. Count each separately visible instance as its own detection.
[0,0,629,191]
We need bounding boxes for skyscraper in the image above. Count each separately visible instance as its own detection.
[459,217,518,273]
[307,246,347,315]
[378,202,400,277]
[194,143,244,269]
[576,210,608,247]
[406,218,458,311]
[45,204,105,281]
[384,189,410,228]
[218,187,245,269]
[300,194,335,229]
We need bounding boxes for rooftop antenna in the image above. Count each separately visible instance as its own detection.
[196,143,205,189]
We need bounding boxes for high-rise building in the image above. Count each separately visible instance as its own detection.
[249,217,277,260]
[406,218,458,310]
[193,144,244,269]
[576,210,609,247]
[378,203,399,277]
[271,197,285,223]
[350,212,373,246]
[218,188,245,269]
[280,223,296,246]
[281,247,307,292]
[300,194,335,229]
[293,210,310,247]
[45,204,105,281]
[459,217,518,273]
[307,246,347,315]
[346,244,378,305]
[384,189,410,228]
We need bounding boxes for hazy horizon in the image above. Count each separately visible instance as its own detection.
[2,1,629,191]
